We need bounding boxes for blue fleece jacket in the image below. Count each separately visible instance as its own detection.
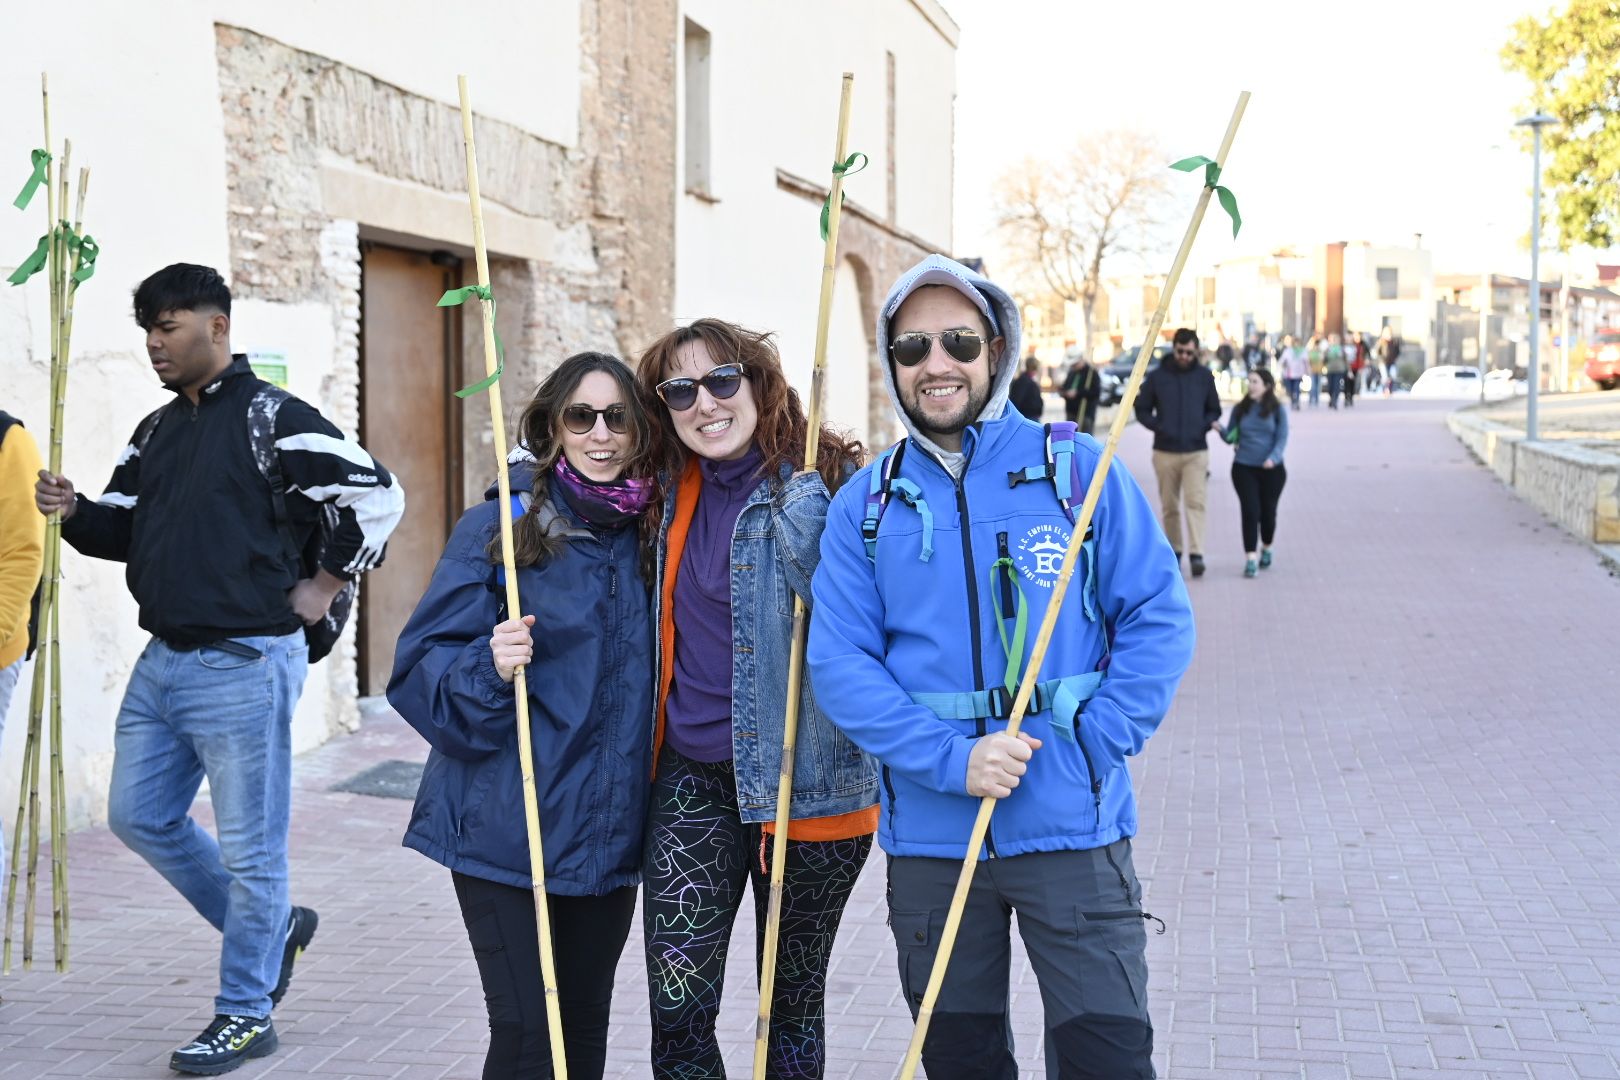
[808,255,1195,860]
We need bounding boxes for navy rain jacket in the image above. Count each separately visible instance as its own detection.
[387,460,654,895]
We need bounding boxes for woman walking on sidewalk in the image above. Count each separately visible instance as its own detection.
[635,319,878,1079]
[1216,368,1289,577]
[1279,334,1307,410]
[389,353,658,1080]
[1306,334,1326,408]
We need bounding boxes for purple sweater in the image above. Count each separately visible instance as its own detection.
[664,447,764,763]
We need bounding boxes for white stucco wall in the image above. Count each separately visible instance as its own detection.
[0,3,580,831]
[673,0,957,422]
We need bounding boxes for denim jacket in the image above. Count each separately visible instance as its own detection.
[657,462,878,822]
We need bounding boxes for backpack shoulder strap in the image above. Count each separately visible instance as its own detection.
[247,385,301,566]
[1007,422,1079,518]
[861,439,907,562]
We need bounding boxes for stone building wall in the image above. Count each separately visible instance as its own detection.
[214,8,676,726]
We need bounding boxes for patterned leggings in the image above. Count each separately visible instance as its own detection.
[643,746,872,1079]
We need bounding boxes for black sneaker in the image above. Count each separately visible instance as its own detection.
[1189,554,1206,578]
[269,906,318,1007]
[169,1014,278,1075]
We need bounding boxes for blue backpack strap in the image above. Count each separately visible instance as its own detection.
[864,441,933,563]
[909,671,1102,724]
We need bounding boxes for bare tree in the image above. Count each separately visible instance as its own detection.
[993,131,1171,349]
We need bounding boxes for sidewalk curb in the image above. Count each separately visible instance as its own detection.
[1446,404,1620,570]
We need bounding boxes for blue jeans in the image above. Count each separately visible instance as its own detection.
[107,633,308,1018]
[1308,373,1322,406]
[0,658,21,877]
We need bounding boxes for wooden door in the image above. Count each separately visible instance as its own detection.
[358,245,464,695]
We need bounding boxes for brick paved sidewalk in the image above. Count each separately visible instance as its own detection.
[2,397,1617,1079]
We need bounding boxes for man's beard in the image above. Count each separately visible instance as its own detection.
[900,380,992,445]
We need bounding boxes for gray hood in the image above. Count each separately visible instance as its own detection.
[876,254,1023,477]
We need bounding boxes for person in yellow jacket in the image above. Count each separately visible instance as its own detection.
[0,410,46,877]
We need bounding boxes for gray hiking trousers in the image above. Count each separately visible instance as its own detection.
[887,841,1156,1079]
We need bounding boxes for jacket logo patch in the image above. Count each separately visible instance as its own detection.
[1014,524,1069,588]
[346,472,376,484]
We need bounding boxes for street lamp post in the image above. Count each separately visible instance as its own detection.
[1516,111,1557,441]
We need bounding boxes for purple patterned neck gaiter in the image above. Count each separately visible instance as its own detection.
[552,455,654,529]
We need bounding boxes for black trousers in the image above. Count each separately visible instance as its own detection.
[453,871,638,1080]
[1230,461,1287,553]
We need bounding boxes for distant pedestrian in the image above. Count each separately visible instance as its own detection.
[1345,330,1365,404]
[1325,333,1348,409]
[1279,334,1307,410]
[1242,335,1265,374]
[1306,335,1325,407]
[1377,328,1401,394]
[1215,368,1288,578]
[1060,354,1101,433]
[1135,327,1222,577]
[0,408,44,882]
[1009,354,1045,421]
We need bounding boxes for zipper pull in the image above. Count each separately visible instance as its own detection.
[608,563,617,597]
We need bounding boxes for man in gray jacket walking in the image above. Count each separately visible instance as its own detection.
[1133,328,1221,576]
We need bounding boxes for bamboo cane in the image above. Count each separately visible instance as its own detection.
[898,91,1251,1080]
[752,72,856,1080]
[452,76,568,1080]
[46,164,89,971]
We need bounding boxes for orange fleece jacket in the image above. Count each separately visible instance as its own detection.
[656,458,876,842]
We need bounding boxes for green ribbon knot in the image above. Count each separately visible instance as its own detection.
[1169,155,1242,238]
[68,230,98,283]
[6,233,50,286]
[12,149,50,211]
[438,284,505,397]
[819,151,869,241]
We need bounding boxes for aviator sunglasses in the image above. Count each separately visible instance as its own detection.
[890,328,984,368]
[655,363,748,412]
[561,403,629,435]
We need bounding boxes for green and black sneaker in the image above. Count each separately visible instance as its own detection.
[169,1014,278,1075]
[269,905,319,1007]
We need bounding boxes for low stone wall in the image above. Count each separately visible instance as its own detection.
[1447,409,1620,544]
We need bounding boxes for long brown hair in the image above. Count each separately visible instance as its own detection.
[490,351,656,567]
[634,319,864,492]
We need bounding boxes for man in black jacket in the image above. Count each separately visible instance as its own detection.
[1134,327,1221,576]
[1061,354,1102,433]
[1009,353,1045,421]
[34,264,404,1075]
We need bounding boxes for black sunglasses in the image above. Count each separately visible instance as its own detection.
[655,363,747,412]
[891,329,984,368]
[561,403,629,435]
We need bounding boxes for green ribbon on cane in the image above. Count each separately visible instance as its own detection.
[438,284,506,397]
[6,232,50,286]
[1169,155,1242,238]
[819,152,869,241]
[12,149,50,211]
[68,229,99,284]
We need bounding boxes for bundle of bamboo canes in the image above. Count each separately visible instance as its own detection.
[4,73,94,975]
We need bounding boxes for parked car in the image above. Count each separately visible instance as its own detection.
[1099,345,1172,404]
[1409,365,1526,402]
[1584,328,1620,390]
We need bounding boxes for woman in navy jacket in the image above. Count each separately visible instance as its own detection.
[388,352,657,1080]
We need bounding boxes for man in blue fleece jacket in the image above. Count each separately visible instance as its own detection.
[808,255,1195,1079]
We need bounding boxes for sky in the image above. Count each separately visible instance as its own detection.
[948,0,1559,284]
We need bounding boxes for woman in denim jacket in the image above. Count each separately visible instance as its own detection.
[634,319,878,1079]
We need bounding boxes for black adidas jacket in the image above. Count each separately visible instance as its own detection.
[61,356,404,647]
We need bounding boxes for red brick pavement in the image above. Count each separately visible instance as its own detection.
[1,397,1617,1079]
